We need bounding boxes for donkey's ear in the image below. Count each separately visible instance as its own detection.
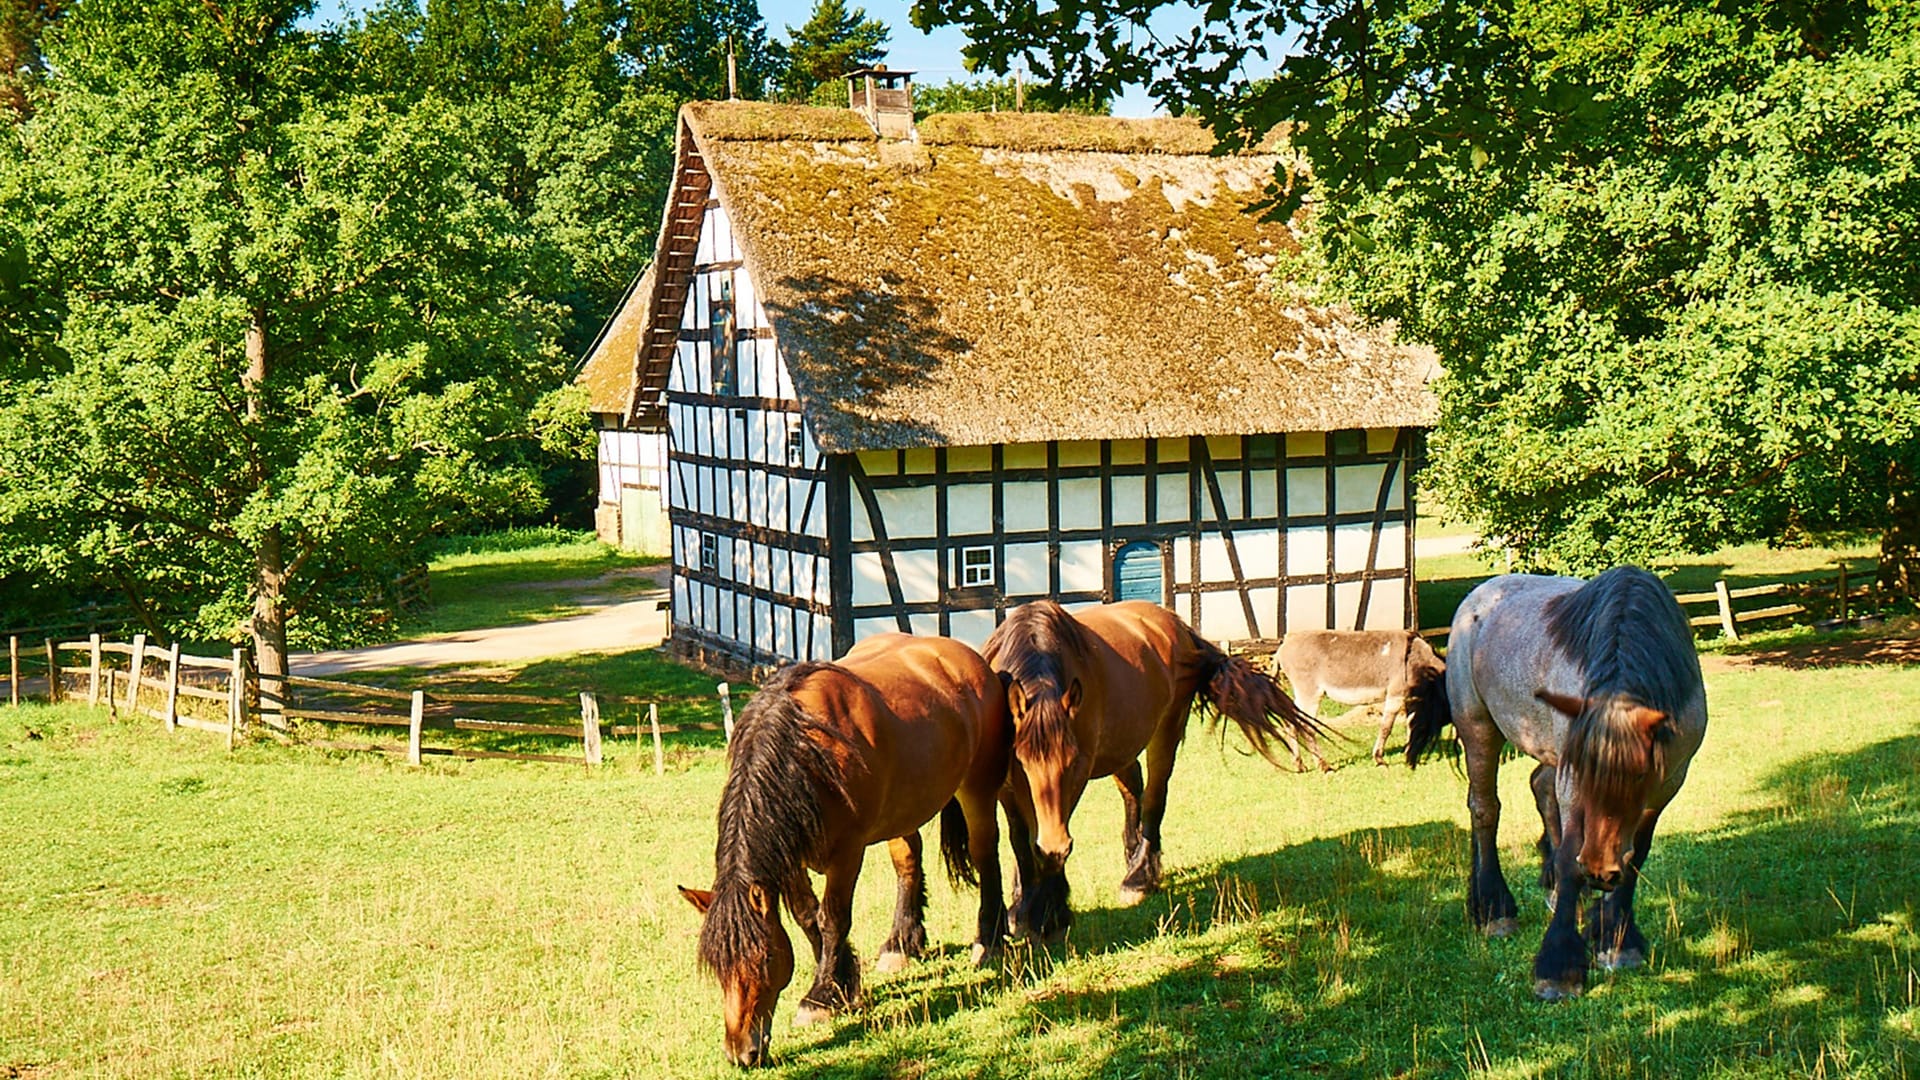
[1063,678,1084,713]
[1535,690,1588,718]
[1627,705,1676,743]
[678,885,715,915]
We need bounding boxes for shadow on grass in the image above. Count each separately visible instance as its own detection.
[295,648,743,760]
[800,735,1920,1078]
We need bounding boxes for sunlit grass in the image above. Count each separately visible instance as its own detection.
[400,529,665,637]
[3,658,1916,1077]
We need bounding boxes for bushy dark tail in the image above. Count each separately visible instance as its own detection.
[1404,666,1453,769]
[939,798,978,888]
[1190,629,1336,770]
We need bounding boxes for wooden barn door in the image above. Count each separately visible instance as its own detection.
[1112,540,1167,606]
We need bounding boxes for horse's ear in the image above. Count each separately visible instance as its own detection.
[1005,676,1025,713]
[678,885,715,914]
[1063,678,1083,713]
[746,883,773,917]
[1628,705,1675,743]
[1535,690,1588,718]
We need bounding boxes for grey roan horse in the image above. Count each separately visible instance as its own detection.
[1407,567,1707,1000]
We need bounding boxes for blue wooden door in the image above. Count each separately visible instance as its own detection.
[1112,541,1164,605]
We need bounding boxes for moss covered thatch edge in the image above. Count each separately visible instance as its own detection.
[683,100,876,143]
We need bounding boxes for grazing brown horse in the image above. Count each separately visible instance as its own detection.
[678,634,1010,1067]
[1407,567,1707,1000]
[983,600,1327,938]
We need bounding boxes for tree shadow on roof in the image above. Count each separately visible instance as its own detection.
[761,274,976,452]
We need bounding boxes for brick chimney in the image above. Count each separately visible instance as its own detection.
[846,66,915,139]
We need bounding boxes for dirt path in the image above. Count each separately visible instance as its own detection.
[290,575,672,676]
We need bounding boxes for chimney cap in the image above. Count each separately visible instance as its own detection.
[845,66,914,85]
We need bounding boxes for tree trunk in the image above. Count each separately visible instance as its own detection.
[1881,460,1920,603]
[242,307,290,728]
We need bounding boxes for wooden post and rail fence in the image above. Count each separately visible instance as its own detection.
[1417,561,1879,645]
[0,634,736,772]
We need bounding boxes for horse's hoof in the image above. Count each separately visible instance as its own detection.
[793,1003,832,1027]
[1595,948,1645,972]
[1117,885,1152,907]
[874,951,909,974]
[970,943,997,968]
[1533,979,1584,1002]
[1483,917,1519,938]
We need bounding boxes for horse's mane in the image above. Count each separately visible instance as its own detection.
[1544,566,1698,804]
[983,601,1088,763]
[697,662,853,981]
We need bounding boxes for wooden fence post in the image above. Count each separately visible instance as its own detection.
[163,643,182,731]
[104,667,117,718]
[649,703,664,777]
[407,691,424,766]
[126,633,148,713]
[718,682,734,743]
[1714,580,1739,641]
[88,633,102,707]
[227,648,246,750]
[44,639,59,704]
[580,692,603,767]
[8,636,17,707]
[1837,561,1849,622]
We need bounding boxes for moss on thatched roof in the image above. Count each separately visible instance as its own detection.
[683,100,876,143]
[636,103,1435,452]
[576,266,651,414]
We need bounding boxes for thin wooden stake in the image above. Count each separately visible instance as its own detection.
[649,703,663,776]
[718,682,734,743]
[227,648,246,750]
[88,633,102,707]
[407,690,425,766]
[1837,560,1849,622]
[44,639,59,704]
[105,667,117,718]
[580,691,603,767]
[163,642,182,731]
[126,633,148,713]
[8,636,18,707]
[1714,579,1739,641]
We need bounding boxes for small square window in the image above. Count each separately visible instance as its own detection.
[1246,434,1280,464]
[957,545,995,588]
[699,532,718,573]
[1331,430,1366,457]
[787,427,805,466]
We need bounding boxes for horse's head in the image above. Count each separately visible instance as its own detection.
[680,882,794,1068]
[1005,670,1087,873]
[1538,690,1676,891]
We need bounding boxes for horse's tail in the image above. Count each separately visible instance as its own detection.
[1189,627,1334,770]
[938,798,979,888]
[1404,665,1453,769]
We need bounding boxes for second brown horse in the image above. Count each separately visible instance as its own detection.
[984,600,1328,937]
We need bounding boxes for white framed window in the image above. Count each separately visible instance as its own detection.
[957,545,995,588]
[700,532,718,573]
[786,426,805,466]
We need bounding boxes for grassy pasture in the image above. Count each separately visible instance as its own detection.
[3,656,1917,1078]
[402,528,665,637]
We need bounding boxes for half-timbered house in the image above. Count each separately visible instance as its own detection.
[586,89,1438,672]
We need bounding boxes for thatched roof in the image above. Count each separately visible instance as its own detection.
[628,102,1437,452]
[577,266,652,415]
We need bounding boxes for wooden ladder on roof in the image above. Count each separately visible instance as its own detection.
[634,131,712,427]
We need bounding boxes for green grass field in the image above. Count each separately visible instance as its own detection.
[402,528,665,637]
[3,652,1916,1078]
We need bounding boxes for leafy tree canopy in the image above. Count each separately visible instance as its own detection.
[0,0,680,682]
[773,0,889,103]
[915,0,1920,589]
[913,74,1110,118]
